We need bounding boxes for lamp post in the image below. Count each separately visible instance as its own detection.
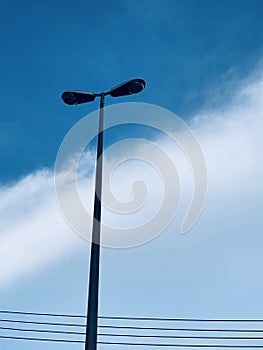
[61,78,146,350]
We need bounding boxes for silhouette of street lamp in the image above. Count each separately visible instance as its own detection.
[61,78,146,350]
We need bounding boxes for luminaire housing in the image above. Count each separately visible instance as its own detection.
[61,91,96,105]
[61,78,146,105]
[109,78,146,97]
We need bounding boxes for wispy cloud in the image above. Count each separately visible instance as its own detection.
[0,170,81,288]
[194,73,263,196]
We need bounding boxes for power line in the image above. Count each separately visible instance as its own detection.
[3,326,263,340]
[98,341,263,348]
[0,335,83,343]
[2,335,263,348]
[0,318,84,327]
[99,316,263,323]
[0,310,86,318]
[98,333,263,340]
[1,318,263,333]
[2,311,263,348]
[99,325,263,333]
[0,325,85,335]
[2,310,263,322]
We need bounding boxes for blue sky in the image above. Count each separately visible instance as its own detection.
[1,0,263,349]
[1,0,263,182]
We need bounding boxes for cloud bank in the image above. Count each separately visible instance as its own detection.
[0,70,263,288]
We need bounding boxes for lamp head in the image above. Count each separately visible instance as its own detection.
[109,78,146,97]
[61,91,96,105]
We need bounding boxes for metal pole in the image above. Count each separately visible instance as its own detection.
[85,93,105,350]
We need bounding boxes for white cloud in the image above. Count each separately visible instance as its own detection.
[195,75,263,197]
[0,170,81,288]
[0,71,263,288]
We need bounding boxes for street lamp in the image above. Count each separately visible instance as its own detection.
[61,78,146,350]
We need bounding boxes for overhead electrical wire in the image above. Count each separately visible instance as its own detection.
[2,326,263,340]
[2,310,263,347]
[2,335,263,348]
[0,318,84,327]
[97,341,263,348]
[1,310,263,322]
[99,316,263,323]
[1,318,263,332]
[98,325,263,333]
[0,335,83,343]
[0,310,86,318]
[0,325,85,335]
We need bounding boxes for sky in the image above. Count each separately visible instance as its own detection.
[1,0,263,349]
